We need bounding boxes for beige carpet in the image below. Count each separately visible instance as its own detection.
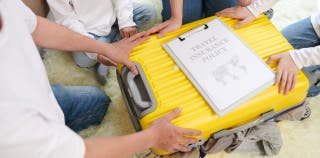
[44,0,320,157]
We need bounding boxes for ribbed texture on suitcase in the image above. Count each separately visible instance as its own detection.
[122,15,309,146]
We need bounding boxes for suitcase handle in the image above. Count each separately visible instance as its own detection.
[127,72,151,109]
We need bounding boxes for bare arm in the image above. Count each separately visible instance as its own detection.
[32,16,148,74]
[32,16,108,54]
[238,0,254,7]
[84,108,201,158]
[170,0,183,20]
[84,130,153,158]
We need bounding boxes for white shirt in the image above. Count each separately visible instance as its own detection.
[247,0,320,69]
[0,0,85,158]
[290,13,320,69]
[47,0,136,37]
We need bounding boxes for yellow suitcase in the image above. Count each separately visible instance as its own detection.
[117,15,309,155]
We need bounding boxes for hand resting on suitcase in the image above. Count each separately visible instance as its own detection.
[147,108,202,153]
[267,52,299,95]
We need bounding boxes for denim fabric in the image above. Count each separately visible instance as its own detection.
[281,17,320,97]
[133,2,157,31]
[161,0,237,24]
[72,2,156,67]
[282,17,320,49]
[51,84,111,132]
[72,25,120,68]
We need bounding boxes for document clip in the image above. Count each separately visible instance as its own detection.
[178,24,209,41]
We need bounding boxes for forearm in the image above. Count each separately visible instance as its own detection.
[84,129,154,158]
[32,16,112,55]
[247,0,279,17]
[170,0,183,20]
[238,0,254,7]
[289,46,320,69]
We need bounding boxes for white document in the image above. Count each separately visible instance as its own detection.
[163,18,275,116]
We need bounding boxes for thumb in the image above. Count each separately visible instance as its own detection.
[266,54,282,63]
[163,108,182,121]
[126,61,138,75]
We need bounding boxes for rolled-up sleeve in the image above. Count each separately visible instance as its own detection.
[112,0,136,29]
[289,46,320,69]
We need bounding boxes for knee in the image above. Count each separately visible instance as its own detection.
[74,87,111,127]
[90,87,111,121]
[72,52,97,68]
[96,88,111,124]
[93,87,111,106]
[133,3,158,31]
[51,84,69,105]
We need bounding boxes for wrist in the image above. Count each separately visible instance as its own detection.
[169,16,183,26]
[144,126,159,149]
[244,7,256,19]
[246,5,260,18]
[289,51,303,69]
[238,0,254,7]
[95,41,113,58]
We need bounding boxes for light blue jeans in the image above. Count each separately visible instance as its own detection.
[52,85,111,132]
[73,2,157,68]
[281,17,320,97]
[72,24,122,68]
[161,0,238,24]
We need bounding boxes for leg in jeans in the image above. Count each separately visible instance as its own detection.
[72,33,108,84]
[161,0,203,24]
[132,2,158,31]
[89,24,123,85]
[52,84,111,132]
[281,17,320,97]
[88,32,115,85]
[203,0,238,17]
[72,51,97,68]
[282,17,320,49]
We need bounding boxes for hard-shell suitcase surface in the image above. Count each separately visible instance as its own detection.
[117,15,309,155]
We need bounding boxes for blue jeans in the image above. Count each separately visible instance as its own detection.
[52,85,111,132]
[73,24,122,68]
[162,0,238,24]
[73,2,157,68]
[281,17,320,97]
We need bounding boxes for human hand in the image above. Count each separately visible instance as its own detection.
[120,26,138,38]
[215,6,255,28]
[147,17,182,38]
[147,108,202,153]
[106,32,149,74]
[238,0,254,7]
[266,53,300,95]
